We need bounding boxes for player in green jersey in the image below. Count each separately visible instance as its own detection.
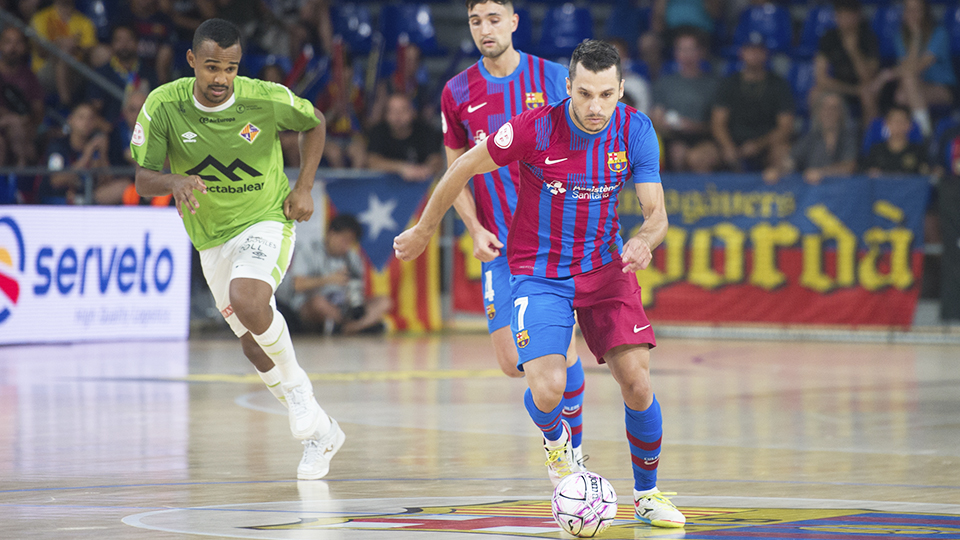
[132,19,344,480]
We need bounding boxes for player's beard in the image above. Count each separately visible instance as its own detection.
[205,84,231,103]
[479,38,509,59]
[572,106,609,134]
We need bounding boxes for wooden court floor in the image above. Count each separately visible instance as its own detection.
[1,332,959,539]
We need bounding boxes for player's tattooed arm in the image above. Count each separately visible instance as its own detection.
[135,165,207,218]
[394,141,499,261]
[622,182,668,274]
[447,146,503,262]
[284,107,326,223]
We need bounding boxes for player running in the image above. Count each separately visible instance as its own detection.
[395,40,685,528]
[442,0,588,473]
[131,19,344,480]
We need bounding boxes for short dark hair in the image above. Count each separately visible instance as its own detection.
[673,25,708,49]
[193,18,242,53]
[465,0,512,12]
[569,40,622,81]
[329,214,363,240]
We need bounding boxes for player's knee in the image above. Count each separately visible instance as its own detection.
[528,373,566,409]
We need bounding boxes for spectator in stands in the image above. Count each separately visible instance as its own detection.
[40,102,110,204]
[261,0,334,60]
[711,32,794,172]
[168,0,205,36]
[608,38,651,113]
[366,93,442,182]
[873,0,955,136]
[763,92,858,185]
[811,0,879,121]
[87,25,157,126]
[252,62,302,167]
[650,27,719,173]
[935,120,960,323]
[368,43,429,126]
[30,0,107,106]
[199,0,314,58]
[314,52,366,169]
[0,26,43,167]
[861,105,929,176]
[280,214,391,335]
[112,90,170,206]
[651,0,722,39]
[116,0,175,84]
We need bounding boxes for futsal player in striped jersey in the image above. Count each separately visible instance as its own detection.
[396,40,685,528]
[440,0,588,474]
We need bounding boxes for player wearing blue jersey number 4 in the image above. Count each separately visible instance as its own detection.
[396,40,685,529]
[132,19,344,480]
[441,0,589,479]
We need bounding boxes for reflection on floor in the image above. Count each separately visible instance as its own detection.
[1,334,959,539]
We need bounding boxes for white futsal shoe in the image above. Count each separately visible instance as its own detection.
[298,417,346,480]
[634,489,686,528]
[543,421,578,487]
[282,378,322,439]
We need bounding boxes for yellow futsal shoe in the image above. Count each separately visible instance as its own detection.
[634,489,686,528]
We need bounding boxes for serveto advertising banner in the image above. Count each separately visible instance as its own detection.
[0,206,191,344]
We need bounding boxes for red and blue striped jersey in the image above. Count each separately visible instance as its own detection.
[486,98,661,278]
[441,52,567,254]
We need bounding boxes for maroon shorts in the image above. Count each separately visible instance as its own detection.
[574,261,656,363]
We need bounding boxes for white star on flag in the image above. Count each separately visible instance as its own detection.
[357,193,398,240]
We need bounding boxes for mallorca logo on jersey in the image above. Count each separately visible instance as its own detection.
[239,123,260,144]
[0,217,25,325]
[486,304,496,320]
[525,92,545,109]
[607,151,628,173]
[516,329,529,348]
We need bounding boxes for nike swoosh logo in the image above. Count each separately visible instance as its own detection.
[634,324,650,333]
[544,157,567,165]
[467,102,487,113]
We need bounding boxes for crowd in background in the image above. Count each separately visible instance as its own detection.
[0,0,957,207]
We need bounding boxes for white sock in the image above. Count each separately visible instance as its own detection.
[257,366,287,408]
[634,487,660,499]
[253,309,308,386]
[544,427,569,449]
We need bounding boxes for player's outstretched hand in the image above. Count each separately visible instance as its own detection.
[621,237,653,273]
[393,226,431,262]
[283,187,315,222]
[173,174,207,218]
[472,228,503,262]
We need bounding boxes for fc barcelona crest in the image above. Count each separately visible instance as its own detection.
[607,151,628,173]
[516,329,530,348]
[525,92,545,109]
[486,304,496,320]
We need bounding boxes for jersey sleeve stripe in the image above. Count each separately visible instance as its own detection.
[142,105,152,121]
[284,85,295,106]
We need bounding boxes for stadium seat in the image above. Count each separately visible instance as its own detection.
[535,3,593,59]
[603,0,651,52]
[861,116,924,156]
[788,59,816,118]
[795,4,835,59]
[332,3,374,55]
[378,4,444,56]
[947,6,960,55]
[871,4,903,63]
[731,3,794,55]
[514,7,533,53]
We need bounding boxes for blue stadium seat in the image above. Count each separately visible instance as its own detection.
[535,3,593,59]
[603,0,651,52]
[731,3,793,54]
[788,59,816,118]
[379,4,444,56]
[796,5,835,59]
[861,116,924,156]
[947,6,960,55]
[332,3,374,55]
[514,7,533,53]
[871,4,903,63]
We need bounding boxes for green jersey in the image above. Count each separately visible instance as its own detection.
[131,76,321,250]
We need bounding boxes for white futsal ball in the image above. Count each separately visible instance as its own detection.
[551,471,618,537]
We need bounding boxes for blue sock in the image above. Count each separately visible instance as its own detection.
[562,358,585,449]
[524,388,565,442]
[625,396,662,491]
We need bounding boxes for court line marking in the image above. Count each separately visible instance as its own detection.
[4,477,960,495]
[67,368,507,385]
[120,496,960,539]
